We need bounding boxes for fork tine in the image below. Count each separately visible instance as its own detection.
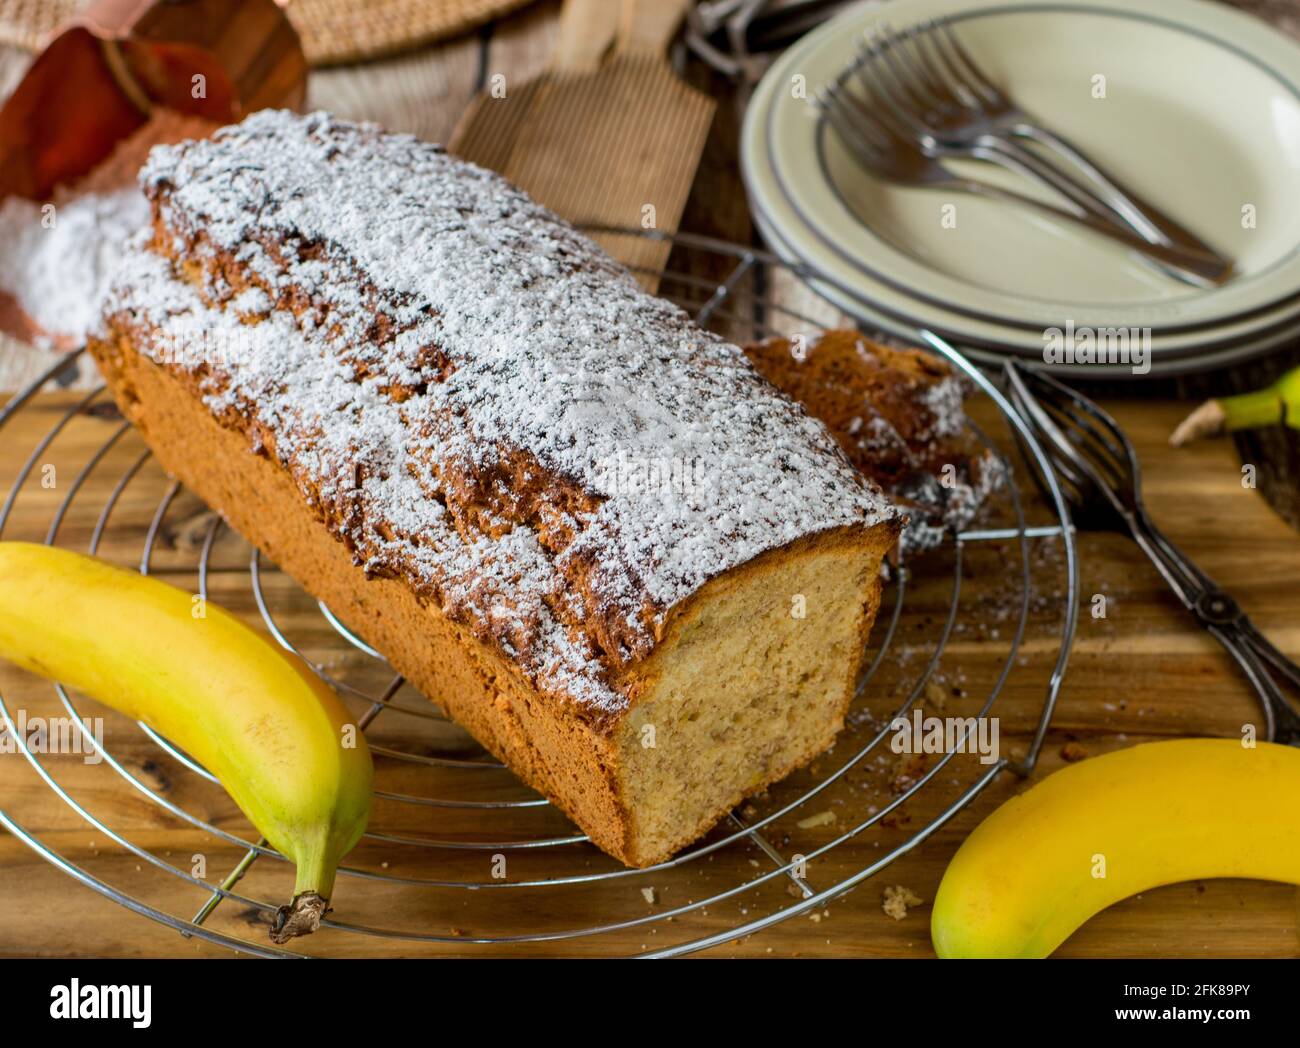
[1017,372,1126,475]
[1006,384,1092,495]
[839,89,891,145]
[826,82,891,149]
[820,85,890,169]
[1027,369,1132,445]
[1014,369,1146,508]
[853,32,931,140]
[1005,387,1096,519]
[934,18,1005,107]
[1037,373,1234,597]
[1033,396,1129,492]
[1005,408,1072,508]
[885,22,950,105]
[1005,368,1074,470]
[1019,430,1092,505]
[1037,392,1130,475]
[912,18,983,110]
[1004,363,1120,506]
[1017,367,1233,601]
[1022,369,1143,477]
[870,23,943,113]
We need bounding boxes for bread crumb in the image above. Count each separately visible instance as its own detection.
[882,885,923,921]
[641,887,657,905]
[1060,741,1088,762]
[924,678,948,711]
[881,807,911,828]
[891,753,929,794]
[797,810,836,829]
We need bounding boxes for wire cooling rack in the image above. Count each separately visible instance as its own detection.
[0,229,1077,957]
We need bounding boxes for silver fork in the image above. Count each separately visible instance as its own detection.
[1005,361,1300,745]
[818,81,1233,287]
[854,24,1129,231]
[855,18,1230,272]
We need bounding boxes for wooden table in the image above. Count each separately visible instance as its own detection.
[1,0,1298,958]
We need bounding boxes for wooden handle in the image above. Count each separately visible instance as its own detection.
[616,0,692,57]
[551,0,621,73]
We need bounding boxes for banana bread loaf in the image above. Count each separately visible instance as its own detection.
[88,110,901,867]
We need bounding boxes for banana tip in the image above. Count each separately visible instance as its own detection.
[270,892,330,944]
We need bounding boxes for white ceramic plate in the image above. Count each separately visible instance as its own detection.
[744,0,1300,342]
[754,202,1300,377]
[744,43,1300,371]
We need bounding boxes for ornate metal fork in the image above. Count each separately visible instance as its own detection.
[846,18,1231,275]
[1005,361,1300,745]
[818,80,1233,286]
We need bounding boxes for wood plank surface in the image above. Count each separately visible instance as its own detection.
[1,386,1297,958]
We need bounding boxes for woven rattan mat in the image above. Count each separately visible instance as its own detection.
[0,0,535,66]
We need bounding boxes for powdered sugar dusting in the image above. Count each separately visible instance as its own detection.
[0,111,216,349]
[0,186,149,347]
[107,242,623,711]
[108,110,896,711]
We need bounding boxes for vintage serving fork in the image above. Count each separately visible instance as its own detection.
[1004,361,1300,745]
[818,81,1232,287]
[853,25,1129,230]
[850,19,1230,273]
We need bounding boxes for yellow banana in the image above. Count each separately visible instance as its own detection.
[0,541,372,942]
[932,739,1300,958]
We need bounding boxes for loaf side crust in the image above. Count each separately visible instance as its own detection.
[90,329,639,860]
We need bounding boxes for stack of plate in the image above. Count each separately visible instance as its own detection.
[741,0,1300,377]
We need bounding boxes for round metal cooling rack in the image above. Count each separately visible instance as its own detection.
[0,229,1078,957]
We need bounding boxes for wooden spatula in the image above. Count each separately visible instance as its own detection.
[451,0,620,173]
[451,0,715,292]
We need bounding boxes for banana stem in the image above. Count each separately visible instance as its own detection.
[269,838,338,943]
[271,893,330,943]
[1169,400,1226,447]
[1219,386,1288,430]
